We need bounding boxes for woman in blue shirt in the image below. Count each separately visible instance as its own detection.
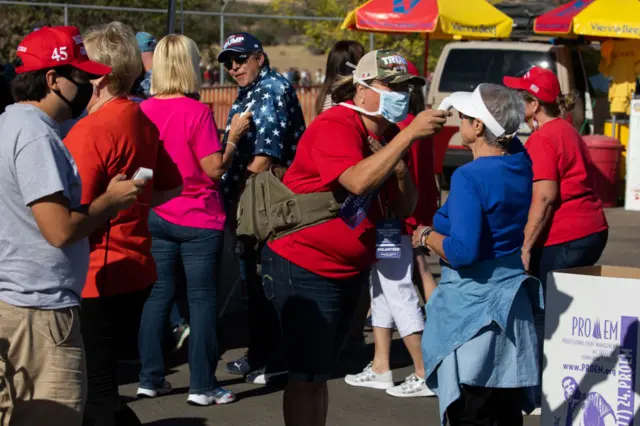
[413,83,543,426]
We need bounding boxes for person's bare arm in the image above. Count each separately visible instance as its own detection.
[392,161,418,218]
[247,155,273,174]
[338,110,449,196]
[521,180,558,270]
[424,231,448,262]
[367,137,417,218]
[30,175,145,248]
[200,112,252,180]
[414,249,437,302]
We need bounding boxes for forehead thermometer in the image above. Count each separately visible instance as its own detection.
[437,98,453,111]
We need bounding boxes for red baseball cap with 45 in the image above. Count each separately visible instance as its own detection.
[15,26,112,76]
[503,66,560,104]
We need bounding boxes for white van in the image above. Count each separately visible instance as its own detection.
[428,40,602,179]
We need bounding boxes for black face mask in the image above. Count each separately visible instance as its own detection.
[53,75,93,119]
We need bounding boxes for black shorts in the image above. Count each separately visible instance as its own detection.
[260,244,365,382]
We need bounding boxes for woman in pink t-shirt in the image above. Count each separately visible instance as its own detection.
[137,34,250,406]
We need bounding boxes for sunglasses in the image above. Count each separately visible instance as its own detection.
[377,79,415,94]
[223,53,252,70]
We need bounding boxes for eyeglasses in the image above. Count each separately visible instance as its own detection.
[223,53,251,70]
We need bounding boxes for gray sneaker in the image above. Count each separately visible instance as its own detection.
[344,362,393,390]
[386,373,435,398]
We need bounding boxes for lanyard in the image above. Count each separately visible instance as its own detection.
[377,190,390,220]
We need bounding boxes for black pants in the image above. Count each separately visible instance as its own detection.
[238,238,283,371]
[447,386,523,426]
[80,288,150,426]
[530,229,608,405]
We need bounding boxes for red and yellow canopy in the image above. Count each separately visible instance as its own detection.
[534,0,640,40]
[341,0,514,40]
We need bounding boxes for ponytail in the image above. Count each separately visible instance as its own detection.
[330,75,357,105]
[522,89,579,118]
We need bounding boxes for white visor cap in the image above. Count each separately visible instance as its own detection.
[441,85,513,138]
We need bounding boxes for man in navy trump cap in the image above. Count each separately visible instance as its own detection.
[218,32,305,385]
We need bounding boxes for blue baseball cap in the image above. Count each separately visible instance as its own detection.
[217,32,263,62]
[136,32,157,53]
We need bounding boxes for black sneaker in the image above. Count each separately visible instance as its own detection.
[225,355,251,376]
[245,367,288,385]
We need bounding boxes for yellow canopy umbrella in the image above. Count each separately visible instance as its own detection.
[341,0,513,74]
[535,0,640,40]
[536,0,640,117]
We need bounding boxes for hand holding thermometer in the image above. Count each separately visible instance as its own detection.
[437,97,454,112]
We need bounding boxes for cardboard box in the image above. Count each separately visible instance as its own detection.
[625,100,640,211]
[542,266,640,426]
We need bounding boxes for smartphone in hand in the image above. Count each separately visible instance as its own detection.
[132,167,154,181]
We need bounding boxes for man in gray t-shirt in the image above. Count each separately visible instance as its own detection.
[0,26,147,425]
[0,103,90,308]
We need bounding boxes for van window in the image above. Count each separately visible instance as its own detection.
[439,49,557,93]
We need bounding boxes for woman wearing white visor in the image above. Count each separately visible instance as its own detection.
[412,83,543,425]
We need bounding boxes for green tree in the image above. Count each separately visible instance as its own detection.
[0,0,273,65]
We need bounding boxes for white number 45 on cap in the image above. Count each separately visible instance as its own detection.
[51,47,68,61]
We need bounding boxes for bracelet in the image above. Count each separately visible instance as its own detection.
[419,227,433,248]
[227,141,238,151]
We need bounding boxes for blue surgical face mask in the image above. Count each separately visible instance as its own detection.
[340,78,410,123]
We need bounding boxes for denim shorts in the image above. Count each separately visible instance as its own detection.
[260,244,365,383]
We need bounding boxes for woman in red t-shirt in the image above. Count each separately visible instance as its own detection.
[504,66,608,407]
[263,50,448,426]
[64,23,184,426]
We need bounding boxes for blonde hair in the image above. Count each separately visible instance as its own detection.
[83,22,142,97]
[151,34,201,96]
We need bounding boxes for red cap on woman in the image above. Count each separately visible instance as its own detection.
[503,66,560,103]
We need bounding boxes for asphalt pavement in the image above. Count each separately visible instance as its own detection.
[120,208,640,425]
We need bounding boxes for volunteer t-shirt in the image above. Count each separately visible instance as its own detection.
[64,98,182,298]
[268,104,395,280]
[525,118,608,246]
[141,97,226,230]
[0,104,89,308]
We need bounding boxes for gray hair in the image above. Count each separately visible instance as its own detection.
[478,83,524,149]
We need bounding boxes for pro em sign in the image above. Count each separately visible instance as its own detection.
[542,266,640,426]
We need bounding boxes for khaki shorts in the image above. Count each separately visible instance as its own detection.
[0,301,86,426]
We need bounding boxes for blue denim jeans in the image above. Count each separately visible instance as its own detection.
[261,244,364,383]
[169,303,184,329]
[139,211,224,393]
[530,229,608,405]
[225,197,281,370]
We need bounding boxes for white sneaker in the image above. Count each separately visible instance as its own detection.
[187,387,236,406]
[386,373,435,398]
[344,362,393,390]
[137,380,172,398]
